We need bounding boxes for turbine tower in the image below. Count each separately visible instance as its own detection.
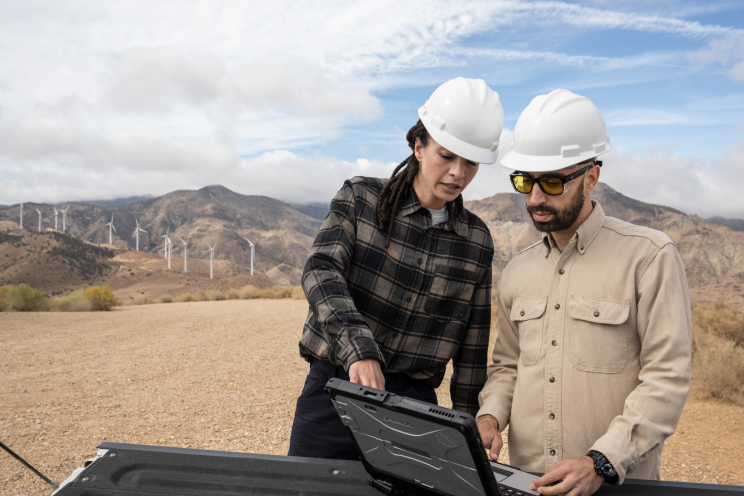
[106,214,116,244]
[54,207,59,230]
[167,236,172,269]
[177,235,188,272]
[243,237,255,276]
[162,228,170,259]
[19,203,23,228]
[35,209,42,233]
[61,206,70,232]
[133,216,147,251]
[207,242,217,280]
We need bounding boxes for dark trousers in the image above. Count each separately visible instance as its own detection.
[287,359,438,460]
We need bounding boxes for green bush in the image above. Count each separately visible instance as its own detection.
[8,284,47,311]
[50,292,91,312]
[0,286,9,311]
[85,286,118,311]
[159,295,173,303]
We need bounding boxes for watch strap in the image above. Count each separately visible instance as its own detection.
[587,450,619,485]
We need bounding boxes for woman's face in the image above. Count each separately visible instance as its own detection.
[412,136,479,210]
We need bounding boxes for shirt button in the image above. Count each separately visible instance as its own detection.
[520,310,525,317]
[580,246,585,251]
[406,296,412,302]
[551,340,557,346]
[549,449,556,456]
[554,303,560,310]
[549,376,555,383]
[549,413,555,420]
[594,310,600,317]
[559,269,565,275]
[417,258,423,265]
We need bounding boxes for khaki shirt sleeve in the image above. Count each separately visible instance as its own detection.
[590,243,692,483]
[476,278,519,431]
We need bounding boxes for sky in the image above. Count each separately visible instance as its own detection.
[1,0,744,219]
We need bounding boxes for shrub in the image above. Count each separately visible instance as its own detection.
[206,289,225,301]
[239,285,258,299]
[225,288,240,300]
[159,295,173,304]
[693,300,744,348]
[50,291,91,312]
[8,283,47,311]
[693,334,744,405]
[84,286,118,311]
[0,286,9,312]
[692,301,744,406]
[173,293,195,303]
[256,286,294,299]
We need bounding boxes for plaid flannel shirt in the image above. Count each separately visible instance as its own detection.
[299,176,494,415]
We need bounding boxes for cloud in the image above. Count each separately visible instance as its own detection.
[688,35,744,82]
[105,49,382,119]
[600,139,744,219]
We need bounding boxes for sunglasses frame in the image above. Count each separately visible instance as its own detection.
[509,161,602,196]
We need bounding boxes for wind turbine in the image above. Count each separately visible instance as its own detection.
[133,216,147,251]
[243,237,255,276]
[207,242,217,280]
[35,209,42,233]
[54,207,59,230]
[19,203,23,228]
[177,235,188,272]
[167,236,172,269]
[106,214,116,244]
[61,206,70,232]
[162,228,170,259]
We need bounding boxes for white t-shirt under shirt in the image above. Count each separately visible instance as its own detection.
[428,203,449,226]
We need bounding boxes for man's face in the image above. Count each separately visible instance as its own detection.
[521,165,589,233]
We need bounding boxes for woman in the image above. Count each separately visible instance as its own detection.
[288,77,503,460]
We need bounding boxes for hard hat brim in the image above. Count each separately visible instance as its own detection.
[500,146,611,173]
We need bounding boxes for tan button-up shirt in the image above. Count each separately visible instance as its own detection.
[478,201,692,483]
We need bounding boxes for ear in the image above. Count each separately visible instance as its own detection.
[584,164,600,194]
[414,138,425,161]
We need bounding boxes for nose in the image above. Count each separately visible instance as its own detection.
[527,182,547,206]
[449,158,467,179]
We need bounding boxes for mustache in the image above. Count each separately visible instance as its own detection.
[527,204,558,216]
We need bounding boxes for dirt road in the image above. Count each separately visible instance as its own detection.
[1,301,742,495]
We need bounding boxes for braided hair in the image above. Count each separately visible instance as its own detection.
[377,119,456,248]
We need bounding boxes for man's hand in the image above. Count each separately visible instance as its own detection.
[476,415,502,461]
[348,359,385,390]
[529,456,603,496]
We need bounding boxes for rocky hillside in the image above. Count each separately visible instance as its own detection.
[465,183,744,306]
[0,186,323,285]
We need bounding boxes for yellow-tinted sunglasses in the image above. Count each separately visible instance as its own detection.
[510,161,601,196]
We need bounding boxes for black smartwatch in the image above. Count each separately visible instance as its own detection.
[587,450,619,485]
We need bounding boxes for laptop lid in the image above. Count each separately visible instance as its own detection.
[325,378,501,496]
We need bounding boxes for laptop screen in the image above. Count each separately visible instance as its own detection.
[326,379,500,496]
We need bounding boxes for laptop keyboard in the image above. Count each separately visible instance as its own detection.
[498,484,525,496]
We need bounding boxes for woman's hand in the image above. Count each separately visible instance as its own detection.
[349,359,385,390]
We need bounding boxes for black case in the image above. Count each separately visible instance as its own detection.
[325,378,502,496]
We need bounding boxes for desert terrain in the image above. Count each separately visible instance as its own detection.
[1,300,742,495]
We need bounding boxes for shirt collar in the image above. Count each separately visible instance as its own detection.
[541,200,606,257]
[400,187,469,239]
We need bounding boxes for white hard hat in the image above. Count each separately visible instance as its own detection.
[418,77,504,164]
[501,89,611,172]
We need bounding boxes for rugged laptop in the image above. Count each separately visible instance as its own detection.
[326,378,539,496]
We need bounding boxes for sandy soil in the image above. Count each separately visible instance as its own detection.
[1,301,742,495]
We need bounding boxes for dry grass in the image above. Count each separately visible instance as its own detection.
[692,301,744,405]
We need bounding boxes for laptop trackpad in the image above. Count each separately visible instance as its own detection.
[492,466,513,482]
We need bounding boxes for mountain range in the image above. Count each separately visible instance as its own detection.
[1,183,742,307]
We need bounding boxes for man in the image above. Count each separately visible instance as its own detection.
[476,89,692,496]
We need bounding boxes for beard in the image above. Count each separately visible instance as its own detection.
[527,179,585,233]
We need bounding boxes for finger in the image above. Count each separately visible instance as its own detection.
[530,467,565,491]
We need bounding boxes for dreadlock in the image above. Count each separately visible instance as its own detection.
[377,119,456,248]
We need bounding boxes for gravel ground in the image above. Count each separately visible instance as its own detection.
[1,301,742,495]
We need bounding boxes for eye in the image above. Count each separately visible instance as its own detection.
[439,153,453,160]
[466,161,478,167]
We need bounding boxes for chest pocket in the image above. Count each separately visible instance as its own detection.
[424,265,478,322]
[569,297,630,373]
[510,297,547,366]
